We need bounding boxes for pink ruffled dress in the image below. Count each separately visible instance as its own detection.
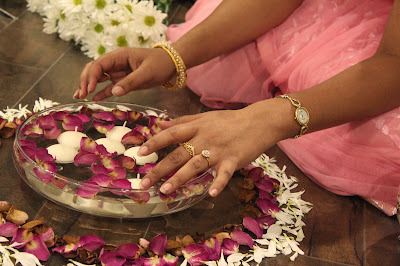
[167,0,399,215]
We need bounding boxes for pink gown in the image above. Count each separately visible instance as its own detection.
[167,0,399,215]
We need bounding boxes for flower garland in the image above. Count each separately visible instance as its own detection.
[0,100,312,265]
[26,0,172,59]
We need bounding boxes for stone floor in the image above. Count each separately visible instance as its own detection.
[0,1,399,265]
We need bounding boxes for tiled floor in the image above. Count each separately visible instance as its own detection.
[0,1,399,265]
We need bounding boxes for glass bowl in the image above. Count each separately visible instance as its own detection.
[13,101,214,218]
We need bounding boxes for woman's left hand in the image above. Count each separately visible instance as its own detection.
[138,99,295,197]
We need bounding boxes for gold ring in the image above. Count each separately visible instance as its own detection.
[201,149,210,167]
[180,142,195,157]
[103,72,111,80]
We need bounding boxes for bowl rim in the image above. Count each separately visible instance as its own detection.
[14,101,213,194]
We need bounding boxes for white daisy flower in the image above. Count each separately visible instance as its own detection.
[82,0,114,21]
[59,13,91,43]
[104,21,140,51]
[58,0,84,16]
[26,0,49,16]
[133,0,167,39]
[42,1,65,35]
[81,31,109,59]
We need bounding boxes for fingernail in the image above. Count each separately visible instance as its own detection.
[138,145,148,156]
[73,90,79,99]
[112,86,124,96]
[210,188,218,197]
[140,178,150,189]
[160,183,172,194]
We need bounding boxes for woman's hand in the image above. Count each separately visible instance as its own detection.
[138,99,297,197]
[74,47,176,101]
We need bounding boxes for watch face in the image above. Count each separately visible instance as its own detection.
[296,107,309,125]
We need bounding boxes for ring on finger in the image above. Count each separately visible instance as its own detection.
[103,72,111,80]
[179,142,195,157]
[201,149,211,168]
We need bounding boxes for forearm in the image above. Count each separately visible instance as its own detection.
[173,0,303,68]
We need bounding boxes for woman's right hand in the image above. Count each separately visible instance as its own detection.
[74,47,176,101]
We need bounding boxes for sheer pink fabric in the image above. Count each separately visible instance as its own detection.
[167,0,399,215]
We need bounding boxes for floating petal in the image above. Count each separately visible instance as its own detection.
[75,114,91,123]
[112,109,127,121]
[148,233,167,256]
[130,192,151,204]
[243,217,263,239]
[118,156,136,171]
[93,121,115,134]
[158,190,177,203]
[136,163,157,174]
[91,163,109,175]
[110,178,131,189]
[38,114,57,130]
[62,122,83,132]
[108,167,127,180]
[92,111,116,122]
[51,176,67,189]
[121,129,145,145]
[230,231,254,248]
[127,111,143,122]
[79,107,94,117]
[74,151,98,166]
[100,157,120,171]
[88,174,111,187]
[24,234,50,261]
[51,110,69,121]
[35,148,56,163]
[44,127,62,139]
[116,243,140,260]
[136,125,152,140]
[22,123,43,137]
[80,137,97,153]
[76,182,100,198]
[79,234,105,251]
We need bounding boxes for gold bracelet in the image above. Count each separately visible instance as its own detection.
[152,41,187,91]
[278,94,310,138]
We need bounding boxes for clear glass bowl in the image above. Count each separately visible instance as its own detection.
[13,102,213,218]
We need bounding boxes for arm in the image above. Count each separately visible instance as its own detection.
[75,0,303,100]
[139,1,400,196]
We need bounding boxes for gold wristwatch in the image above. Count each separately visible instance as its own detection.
[278,94,309,138]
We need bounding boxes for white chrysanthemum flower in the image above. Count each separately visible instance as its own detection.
[58,0,84,16]
[133,0,167,39]
[42,1,65,35]
[81,31,109,59]
[26,0,49,16]
[82,0,114,21]
[104,21,140,51]
[59,13,91,43]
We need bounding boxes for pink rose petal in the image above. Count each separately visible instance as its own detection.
[116,243,140,260]
[230,230,254,248]
[22,123,43,137]
[76,182,100,198]
[182,243,209,266]
[121,129,145,145]
[221,238,239,255]
[112,109,127,121]
[94,121,115,134]
[136,163,157,174]
[24,234,50,261]
[74,151,98,166]
[247,167,264,181]
[79,234,105,251]
[202,237,221,261]
[92,111,116,122]
[44,127,61,139]
[256,198,280,214]
[0,222,18,237]
[243,217,263,239]
[127,111,143,122]
[148,233,167,256]
[161,253,179,266]
[118,156,136,171]
[100,251,126,266]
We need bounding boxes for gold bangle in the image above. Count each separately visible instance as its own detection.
[278,94,310,138]
[152,41,187,91]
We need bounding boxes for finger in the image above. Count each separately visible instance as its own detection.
[138,123,196,156]
[208,160,236,197]
[159,153,210,194]
[110,62,154,97]
[157,113,207,129]
[77,61,93,99]
[92,83,115,101]
[140,146,191,189]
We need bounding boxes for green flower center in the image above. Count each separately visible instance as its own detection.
[117,36,128,47]
[138,36,148,44]
[97,45,106,55]
[95,0,106,9]
[125,4,132,13]
[94,23,104,33]
[60,11,66,20]
[111,20,120,26]
[73,0,82,5]
[144,16,156,27]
